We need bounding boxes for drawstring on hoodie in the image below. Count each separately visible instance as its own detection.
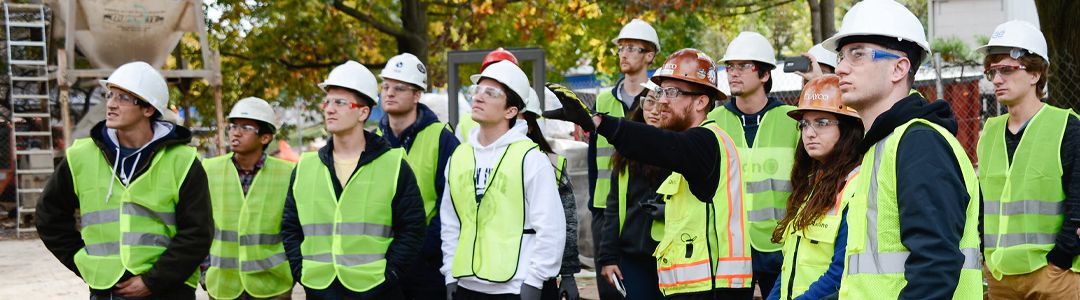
[740,114,762,127]
[104,146,142,202]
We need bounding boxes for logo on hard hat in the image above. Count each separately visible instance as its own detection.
[659,63,678,75]
[707,67,717,85]
[417,63,426,74]
[395,61,404,68]
[697,69,706,79]
[805,93,830,101]
[695,52,714,62]
[991,30,1006,39]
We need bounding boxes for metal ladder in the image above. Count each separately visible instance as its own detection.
[5,3,54,236]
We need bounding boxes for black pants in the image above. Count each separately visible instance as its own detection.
[592,209,624,300]
[751,249,783,300]
[664,288,753,300]
[454,287,520,300]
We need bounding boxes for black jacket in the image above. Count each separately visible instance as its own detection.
[858,94,970,300]
[280,131,426,299]
[36,121,213,299]
[376,103,460,292]
[598,165,671,266]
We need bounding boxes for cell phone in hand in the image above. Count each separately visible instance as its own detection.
[783,56,812,73]
[609,273,626,297]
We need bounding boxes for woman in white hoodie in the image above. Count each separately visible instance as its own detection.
[440,61,566,300]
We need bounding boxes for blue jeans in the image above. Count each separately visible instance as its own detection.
[752,249,783,300]
[620,255,665,300]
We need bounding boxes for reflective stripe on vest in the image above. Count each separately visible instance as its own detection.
[653,123,751,295]
[593,92,629,209]
[778,167,860,300]
[293,150,401,292]
[978,105,1079,278]
[617,167,664,242]
[838,120,982,300]
[204,154,295,299]
[377,122,446,224]
[448,140,536,282]
[708,105,799,252]
[67,138,201,290]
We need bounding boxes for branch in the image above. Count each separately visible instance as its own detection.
[717,0,798,17]
[332,0,405,37]
[221,50,349,70]
[428,0,468,8]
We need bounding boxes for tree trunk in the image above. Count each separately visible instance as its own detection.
[808,0,823,43]
[400,0,432,88]
[820,0,836,40]
[1035,0,1080,111]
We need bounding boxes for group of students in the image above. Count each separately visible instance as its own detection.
[32,0,1078,299]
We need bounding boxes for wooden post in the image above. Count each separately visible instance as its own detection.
[57,49,72,149]
[212,51,227,156]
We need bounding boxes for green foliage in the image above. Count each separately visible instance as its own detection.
[930,36,979,64]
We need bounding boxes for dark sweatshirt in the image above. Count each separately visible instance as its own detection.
[721,96,787,146]
[857,93,971,300]
[280,131,426,299]
[598,165,671,266]
[36,121,213,299]
[376,103,460,293]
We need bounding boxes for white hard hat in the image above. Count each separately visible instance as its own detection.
[524,88,541,116]
[319,60,379,106]
[641,78,660,92]
[808,44,838,69]
[612,19,661,54]
[469,61,531,108]
[228,97,278,131]
[719,31,776,65]
[379,53,428,90]
[99,61,170,115]
[822,0,931,65]
[976,20,1049,64]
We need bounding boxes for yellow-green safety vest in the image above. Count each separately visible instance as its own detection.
[838,119,982,300]
[707,105,799,252]
[777,168,860,300]
[593,91,630,209]
[292,150,403,292]
[376,122,449,224]
[654,123,751,296]
[67,138,201,290]
[448,140,538,282]
[616,167,664,242]
[979,105,1080,279]
[203,154,296,299]
[457,113,480,144]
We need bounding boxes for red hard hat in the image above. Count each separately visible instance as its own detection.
[481,48,519,71]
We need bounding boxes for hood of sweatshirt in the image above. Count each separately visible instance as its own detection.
[858,93,959,153]
[467,119,531,150]
[89,120,193,200]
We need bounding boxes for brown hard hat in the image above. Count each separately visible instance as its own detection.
[651,48,727,100]
[788,74,860,120]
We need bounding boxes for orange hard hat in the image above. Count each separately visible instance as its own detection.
[788,74,860,120]
[481,48,519,71]
[651,48,726,100]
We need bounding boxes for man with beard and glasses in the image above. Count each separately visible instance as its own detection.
[546,48,753,300]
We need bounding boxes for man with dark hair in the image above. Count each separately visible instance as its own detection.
[706,31,798,300]
[823,0,982,299]
[36,61,213,299]
[376,53,460,300]
[977,20,1080,299]
[281,60,426,299]
[201,97,296,300]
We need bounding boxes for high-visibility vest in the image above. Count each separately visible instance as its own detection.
[653,123,751,296]
[707,105,799,252]
[203,154,296,299]
[979,105,1080,279]
[592,91,630,209]
[457,113,480,144]
[377,122,448,224]
[838,119,982,300]
[448,140,538,282]
[616,167,664,242]
[777,168,860,300]
[67,138,201,290]
[292,150,402,292]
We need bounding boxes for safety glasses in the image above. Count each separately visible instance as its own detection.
[836,47,902,66]
[984,64,1027,81]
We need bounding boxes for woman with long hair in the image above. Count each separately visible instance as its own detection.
[597,80,671,300]
[766,75,864,300]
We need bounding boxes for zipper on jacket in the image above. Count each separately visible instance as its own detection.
[786,236,801,300]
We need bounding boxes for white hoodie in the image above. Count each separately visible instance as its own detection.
[440,119,566,294]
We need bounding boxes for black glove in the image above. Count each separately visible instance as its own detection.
[543,83,596,132]
[446,282,457,300]
[559,275,580,300]
[639,196,666,221]
[520,283,542,300]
